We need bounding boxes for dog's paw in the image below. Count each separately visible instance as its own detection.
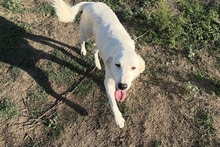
[95,61,101,70]
[115,115,125,128]
[80,46,87,56]
[80,50,87,56]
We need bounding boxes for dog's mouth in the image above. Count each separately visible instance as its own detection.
[115,89,126,102]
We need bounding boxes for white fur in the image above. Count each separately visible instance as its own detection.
[53,0,145,128]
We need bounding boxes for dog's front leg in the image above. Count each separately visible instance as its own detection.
[104,73,125,128]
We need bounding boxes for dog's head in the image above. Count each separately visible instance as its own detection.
[106,50,145,102]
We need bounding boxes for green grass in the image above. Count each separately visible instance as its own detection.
[177,0,220,50]
[118,103,131,117]
[45,115,64,141]
[73,78,98,97]
[0,18,31,49]
[184,81,199,99]
[152,139,162,147]
[97,0,220,52]
[192,70,220,96]
[0,98,19,119]
[9,66,22,81]
[0,0,29,14]
[27,87,48,119]
[36,1,55,16]
[195,109,217,146]
[24,141,42,147]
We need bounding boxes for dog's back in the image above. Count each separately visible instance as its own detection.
[80,3,135,58]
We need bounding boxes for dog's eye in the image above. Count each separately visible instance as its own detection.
[115,64,120,68]
[131,67,136,70]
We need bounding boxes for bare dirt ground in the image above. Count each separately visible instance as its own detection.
[0,0,220,146]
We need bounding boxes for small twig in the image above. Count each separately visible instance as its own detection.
[26,83,33,91]
[22,98,30,116]
[32,58,37,70]
[134,30,148,41]
[32,102,61,124]
[23,133,33,141]
[35,51,44,59]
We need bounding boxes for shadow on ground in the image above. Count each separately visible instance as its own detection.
[0,16,89,116]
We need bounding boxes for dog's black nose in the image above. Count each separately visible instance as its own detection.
[118,83,127,90]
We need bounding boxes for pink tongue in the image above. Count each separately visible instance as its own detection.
[115,90,126,102]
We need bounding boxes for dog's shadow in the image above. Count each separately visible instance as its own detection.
[0,16,92,116]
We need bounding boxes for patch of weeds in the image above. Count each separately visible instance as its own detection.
[111,0,219,54]
[36,2,55,16]
[8,66,22,81]
[121,7,134,21]
[73,78,97,97]
[149,1,184,47]
[151,139,162,147]
[178,0,220,50]
[74,12,82,22]
[85,40,94,52]
[184,81,199,99]
[187,45,196,59]
[212,79,220,96]
[0,98,19,119]
[118,103,131,117]
[95,120,103,130]
[195,109,217,146]
[0,0,28,14]
[45,115,64,141]
[48,64,77,87]
[0,19,31,49]
[17,22,33,33]
[27,87,48,119]
[194,70,208,81]
[0,66,22,93]
[75,115,85,124]
[192,70,220,96]
[44,50,81,87]
[95,0,128,11]
[24,140,42,147]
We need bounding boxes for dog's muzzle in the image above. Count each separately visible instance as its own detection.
[115,83,127,102]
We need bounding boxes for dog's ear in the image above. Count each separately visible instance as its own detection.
[106,56,113,69]
[139,56,145,73]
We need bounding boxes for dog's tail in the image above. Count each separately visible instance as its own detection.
[52,0,92,23]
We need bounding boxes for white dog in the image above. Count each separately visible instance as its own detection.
[52,0,145,128]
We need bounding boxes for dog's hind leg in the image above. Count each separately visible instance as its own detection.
[93,45,101,70]
[79,14,93,56]
[80,36,87,56]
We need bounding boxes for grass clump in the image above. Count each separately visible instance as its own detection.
[0,20,30,49]
[27,87,48,119]
[0,0,28,14]
[110,0,219,53]
[146,0,220,51]
[149,2,184,46]
[45,115,64,141]
[73,78,97,97]
[36,1,55,16]
[118,103,131,117]
[184,81,199,99]
[178,0,220,51]
[195,110,218,146]
[0,98,19,119]
[9,66,22,81]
